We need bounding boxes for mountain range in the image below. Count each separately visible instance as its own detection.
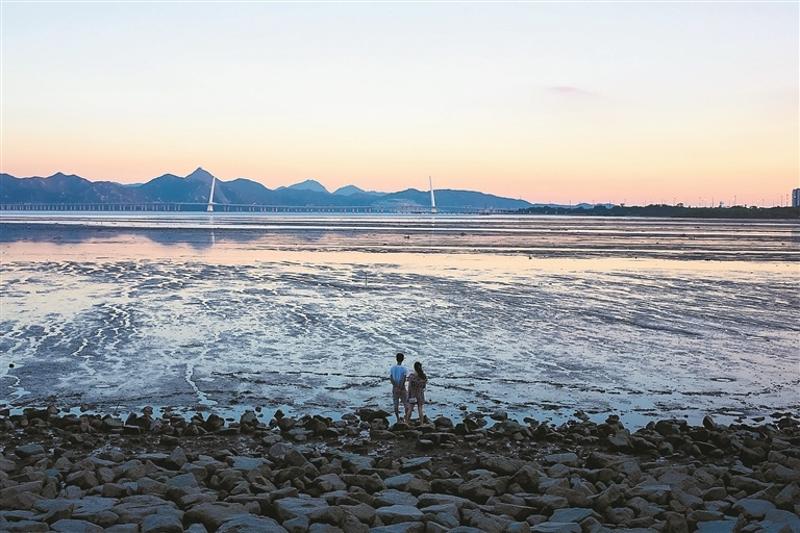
[0,167,535,210]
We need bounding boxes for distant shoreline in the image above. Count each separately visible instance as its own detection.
[516,205,800,219]
[0,206,799,220]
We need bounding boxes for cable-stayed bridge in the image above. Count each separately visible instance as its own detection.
[0,176,513,213]
[0,202,510,214]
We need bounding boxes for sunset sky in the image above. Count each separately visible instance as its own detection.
[1,2,798,205]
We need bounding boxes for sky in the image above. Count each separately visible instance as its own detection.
[1,2,798,206]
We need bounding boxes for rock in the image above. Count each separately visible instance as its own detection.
[374,489,419,507]
[282,515,310,533]
[732,498,776,519]
[1,520,49,532]
[368,523,425,533]
[490,410,508,421]
[492,503,537,521]
[524,495,569,514]
[729,475,769,493]
[272,496,329,521]
[66,469,99,489]
[695,518,742,533]
[376,504,424,524]
[531,523,581,533]
[240,410,258,425]
[420,503,459,528]
[355,408,390,421]
[757,509,800,533]
[185,502,250,531]
[51,519,104,533]
[168,447,187,469]
[384,473,417,490]
[702,486,727,500]
[38,496,117,523]
[775,483,800,509]
[0,480,43,509]
[218,513,288,532]
[607,430,632,450]
[308,505,346,525]
[15,443,45,458]
[315,473,346,492]
[340,503,376,524]
[688,510,724,522]
[417,493,471,509]
[548,508,597,523]
[400,457,432,472]
[113,495,178,523]
[205,413,226,431]
[481,455,525,476]
[231,456,269,472]
[629,483,672,504]
[341,474,385,493]
[105,525,141,533]
[543,453,580,467]
[457,477,496,503]
[141,510,185,533]
[434,417,453,429]
[606,506,635,525]
[461,507,505,532]
[512,465,543,491]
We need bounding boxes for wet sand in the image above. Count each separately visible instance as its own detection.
[1,214,798,427]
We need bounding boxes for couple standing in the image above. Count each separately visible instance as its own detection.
[389,352,427,424]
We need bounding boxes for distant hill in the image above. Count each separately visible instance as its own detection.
[0,168,534,211]
[281,179,328,194]
[333,185,385,197]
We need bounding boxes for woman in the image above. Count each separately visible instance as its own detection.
[405,361,428,425]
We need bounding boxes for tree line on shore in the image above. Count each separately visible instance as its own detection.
[517,205,800,219]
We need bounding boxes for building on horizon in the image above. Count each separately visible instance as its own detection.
[793,188,800,208]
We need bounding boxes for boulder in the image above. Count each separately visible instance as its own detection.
[141,510,184,533]
[185,502,250,531]
[112,495,179,523]
[15,444,46,458]
[543,453,580,467]
[695,519,742,533]
[732,498,776,519]
[314,473,346,492]
[757,509,800,533]
[368,523,424,533]
[218,514,288,532]
[374,489,419,507]
[51,519,104,533]
[531,523,581,533]
[400,457,432,472]
[548,507,597,523]
[272,496,329,521]
[375,504,424,525]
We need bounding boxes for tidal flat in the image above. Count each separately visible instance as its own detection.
[1,214,797,427]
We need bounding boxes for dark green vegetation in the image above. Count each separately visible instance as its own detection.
[518,204,800,219]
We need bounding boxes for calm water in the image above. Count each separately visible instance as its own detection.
[1,213,798,426]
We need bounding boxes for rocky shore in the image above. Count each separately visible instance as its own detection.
[1,406,798,532]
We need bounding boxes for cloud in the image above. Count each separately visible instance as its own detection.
[547,86,598,97]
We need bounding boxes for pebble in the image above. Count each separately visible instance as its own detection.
[0,406,796,532]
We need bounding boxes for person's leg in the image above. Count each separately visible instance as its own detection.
[418,400,424,424]
[404,399,412,424]
[393,391,400,421]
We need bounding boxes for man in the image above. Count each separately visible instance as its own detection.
[389,352,408,423]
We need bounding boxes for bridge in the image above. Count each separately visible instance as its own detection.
[0,176,513,214]
[0,202,510,214]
